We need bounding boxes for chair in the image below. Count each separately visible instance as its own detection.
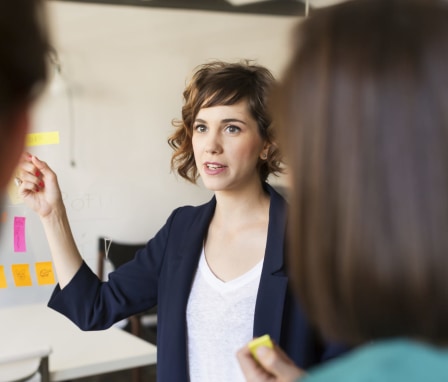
[97,237,158,382]
[97,238,158,337]
[0,345,51,382]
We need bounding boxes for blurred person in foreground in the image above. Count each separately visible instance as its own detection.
[238,0,448,380]
[0,0,48,202]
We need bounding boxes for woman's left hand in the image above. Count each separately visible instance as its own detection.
[237,341,306,382]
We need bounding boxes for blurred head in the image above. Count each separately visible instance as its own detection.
[168,60,283,184]
[0,0,49,189]
[275,0,448,345]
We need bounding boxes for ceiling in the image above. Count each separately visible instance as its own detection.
[55,0,310,16]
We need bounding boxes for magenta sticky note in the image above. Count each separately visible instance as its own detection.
[14,216,26,252]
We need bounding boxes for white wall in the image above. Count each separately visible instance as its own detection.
[0,1,299,306]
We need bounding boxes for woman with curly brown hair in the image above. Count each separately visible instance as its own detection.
[17,60,347,382]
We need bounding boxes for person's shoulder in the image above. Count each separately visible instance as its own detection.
[303,339,448,382]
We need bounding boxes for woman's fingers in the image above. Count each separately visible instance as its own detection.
[16,153,44,192]
[237,341,306,382]
[237,345,274,382]
[255,345,306,382]
[31,154,60,188]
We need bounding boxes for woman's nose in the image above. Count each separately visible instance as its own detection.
[204,132,222,154]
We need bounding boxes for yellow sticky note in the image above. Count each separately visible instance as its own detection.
[248,334,274,362]
[0,266,8,288]
[35,262,56,285]
[6,177,22,205]
[11,264,33,287]
[26,131,60,147]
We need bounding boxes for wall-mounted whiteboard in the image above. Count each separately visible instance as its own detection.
[0,1,298,308]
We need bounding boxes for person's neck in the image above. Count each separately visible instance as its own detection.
[213,181,270,223]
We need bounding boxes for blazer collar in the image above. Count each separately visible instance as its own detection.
[175,183,288,275]
[263,183,288,274]
[254,183,290,341]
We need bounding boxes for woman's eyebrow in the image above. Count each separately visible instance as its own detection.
[194,118,247,124]
[222,118,247,125]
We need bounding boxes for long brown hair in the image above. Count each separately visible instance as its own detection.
[275,0,448,345]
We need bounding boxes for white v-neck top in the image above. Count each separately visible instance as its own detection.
[186,247,263,382]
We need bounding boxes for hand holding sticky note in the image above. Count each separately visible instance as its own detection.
[248,334,274,362]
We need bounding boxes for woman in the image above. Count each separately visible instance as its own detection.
[18,60,346,382]
[237,0,448,381]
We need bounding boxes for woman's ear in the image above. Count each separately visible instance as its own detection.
[259,143,271,160]
[0,106,30,189]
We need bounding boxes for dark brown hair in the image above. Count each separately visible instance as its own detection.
[168,60,283,183]
[0,0,49,123]
[275,0,448,345]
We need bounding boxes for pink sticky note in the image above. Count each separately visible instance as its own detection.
[14,216,27,252]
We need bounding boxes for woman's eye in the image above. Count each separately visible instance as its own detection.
[225,125,241,134]
[194,125,207,133]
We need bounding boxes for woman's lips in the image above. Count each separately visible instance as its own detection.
[203,162,227,175]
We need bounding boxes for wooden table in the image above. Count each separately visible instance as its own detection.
[0,303,157,381]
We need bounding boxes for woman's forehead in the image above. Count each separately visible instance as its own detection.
[196,100,251,119]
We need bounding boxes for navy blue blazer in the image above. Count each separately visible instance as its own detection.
[48,183,347,381]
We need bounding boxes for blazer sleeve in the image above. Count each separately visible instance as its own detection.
[47,208,179,330]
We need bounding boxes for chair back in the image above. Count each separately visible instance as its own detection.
[97,237,146,279]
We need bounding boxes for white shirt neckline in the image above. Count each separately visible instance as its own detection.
[199,247,264,293]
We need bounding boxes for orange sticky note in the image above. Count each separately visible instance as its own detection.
[11,264,33,287]
[1,211,6,223]
[35,262,55,285]
[0,266,7,288]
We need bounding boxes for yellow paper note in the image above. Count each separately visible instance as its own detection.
[0,266,7,288]
[26,131,60,147]
[11,264,33,287]
[248,335,274,362]
[35,262,56,285]
[6,177,22,205]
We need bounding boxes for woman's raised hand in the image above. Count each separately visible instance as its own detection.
[16,153,83,287]
[16,153,64,219]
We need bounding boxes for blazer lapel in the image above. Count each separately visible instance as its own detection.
[253,184,289,343]
[173,197,216,298]
[162,197,216,381]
